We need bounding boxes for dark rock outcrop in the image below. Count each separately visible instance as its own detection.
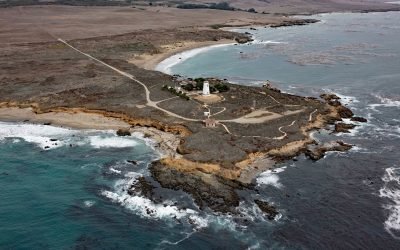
[254,199,279,220]
[351,116,367,123]
[116,128,131,136]
[150,162,243,213]
[305,141,352,161]
[235,37,253,44]
[320,93,340,102]
[270,19,319,28]
[336,105,354,118]
[334,123,356,133]
[128,177,154,199]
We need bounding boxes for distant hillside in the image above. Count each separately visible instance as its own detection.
[1,0,398,14]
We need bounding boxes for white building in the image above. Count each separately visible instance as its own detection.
[203,81,210,96]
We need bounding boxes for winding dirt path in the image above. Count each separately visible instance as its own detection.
[58,38,200,122]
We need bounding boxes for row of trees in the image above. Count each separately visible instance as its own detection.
[182,78,230,93]
[161,85,190,100]
[177,2,258,13]
[177,2,234,11]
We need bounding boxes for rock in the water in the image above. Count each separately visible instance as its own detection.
[116,128,131,136]
[128,177,154,199]
[150,161,243,214]
[235,37,253,44]
[351,116,367,123]
[334,123,356,133]
[127,160,138,165]
[305,141,353,161]
[336,105,354,118]
[320,93,341,102]
[254,199,279,220]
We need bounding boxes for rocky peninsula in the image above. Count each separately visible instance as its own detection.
[0,4,374,218]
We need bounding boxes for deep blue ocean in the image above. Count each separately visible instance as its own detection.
[1,12,400,249]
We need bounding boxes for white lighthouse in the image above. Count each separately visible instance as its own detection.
[202,81,210,96]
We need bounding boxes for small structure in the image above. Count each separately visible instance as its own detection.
[204,118,217,128]
[263,80,272,88]
[204,111,210,117]
[203,81,210,96]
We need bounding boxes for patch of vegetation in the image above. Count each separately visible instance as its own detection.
[214,83,230,92]
[162,85,190,100]
[193,78,204,90]
[177,1,235,11]
[182,83,194,91]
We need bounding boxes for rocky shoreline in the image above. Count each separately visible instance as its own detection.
[0,89,363,217]
[121,91,362,215]
[0,6,368,219]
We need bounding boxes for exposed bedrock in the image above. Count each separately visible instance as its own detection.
[254,200,279,220]
[149,161,252,213]
[305,141,353,161]
[334,123,357,133]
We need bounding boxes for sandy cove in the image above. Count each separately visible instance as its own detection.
[128,39,234,71]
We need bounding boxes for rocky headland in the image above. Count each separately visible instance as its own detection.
[0,4,368,218]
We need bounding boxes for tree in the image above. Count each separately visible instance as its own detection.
[182,83,194,91]
[214,83,230,92]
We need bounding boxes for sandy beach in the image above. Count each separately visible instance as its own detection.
[129,39,234,71]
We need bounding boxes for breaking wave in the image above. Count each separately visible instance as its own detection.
[101,162,280,247]
[0,122,75,149]
[256,166,287,188]
[0,122,142,150]
[370,94,400,109]
[89,135,138,148]
[379,167,400,239]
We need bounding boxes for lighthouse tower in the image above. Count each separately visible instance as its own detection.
[202,81,210,96]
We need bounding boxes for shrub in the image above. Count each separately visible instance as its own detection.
[210,86,217,93]
[214,83,230,92]
[182,83,194,91]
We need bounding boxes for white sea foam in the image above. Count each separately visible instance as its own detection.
[370,94,400,109]
[155,43,234,74]
[0,122,143,150]
[379,167,400,239]
[350,145,371,153]
[321,90,359,106]
[0,122,75,149]
[256,166,287,188]
[101,173,208,230]
[84,200,95,208]
[102,169,280,246]
[250,40,287,45]
[80,163,101,169]
[109,168,122,174]
[335,93,360,105]
[89,135,138,148]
